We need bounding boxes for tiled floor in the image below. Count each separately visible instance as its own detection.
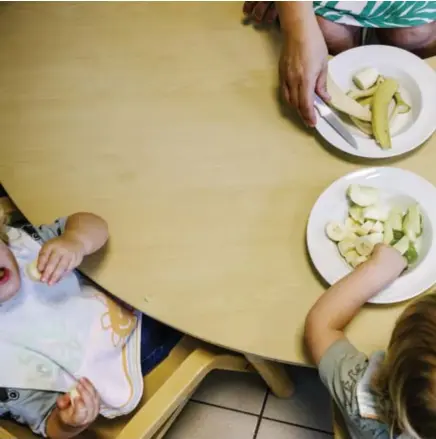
[166,366,333,439]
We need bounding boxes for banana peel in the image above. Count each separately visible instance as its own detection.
[394,91,411,114]
[372,78,399,149]
[327,73,372,122]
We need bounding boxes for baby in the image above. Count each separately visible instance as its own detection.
[305,244,436,438]
[0,208,180,438]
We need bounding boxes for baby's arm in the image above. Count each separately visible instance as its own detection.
[37,213,109,285]
[304,244,406,365]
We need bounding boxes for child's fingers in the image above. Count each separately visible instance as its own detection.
[41,251,61,283]
[38,245,53,272]
[48,255,71,285]
[56,394,71,410]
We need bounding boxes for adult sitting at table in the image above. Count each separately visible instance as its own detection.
[243,1,436,127]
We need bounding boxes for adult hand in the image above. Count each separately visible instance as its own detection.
[279,25,330,127]
[243,2,278,25]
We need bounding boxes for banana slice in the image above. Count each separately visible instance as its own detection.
[368,233,384,245]
[26,260,42,282]
[353,67,380,90]
[355,236,374,256]
[325,221,348,242]
[344,249,359,265]
[356,221,375,236]
[69,387,80,407]
[351,255,368,268]
[338,237,357,257]
[371,221,384,233]
[345,217,359,232]
[349,205,364,224]
[347,184,379,207]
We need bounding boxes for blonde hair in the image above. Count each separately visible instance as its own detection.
[373,293,436,438]
[0,206,9,244]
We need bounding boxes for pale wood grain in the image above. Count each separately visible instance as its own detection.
[1,2,435,363]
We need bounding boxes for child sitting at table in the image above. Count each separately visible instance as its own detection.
[0,207,180,438]
[305,244,436,439]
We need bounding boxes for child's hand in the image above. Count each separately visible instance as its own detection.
[38,234,85,285]
[370,244,407,278]
[56,378,100,429]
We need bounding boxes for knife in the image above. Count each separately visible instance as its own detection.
[314,94,358,150]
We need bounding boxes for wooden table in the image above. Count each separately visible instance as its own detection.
[1,2,435,390]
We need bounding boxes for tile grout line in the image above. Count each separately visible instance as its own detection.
[262,416,334,435]
[189,399,260,418]
[252,389,270,439]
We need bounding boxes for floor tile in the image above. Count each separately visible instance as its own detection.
[192,370,267,414]
[165,401,258,439]
[263,365,333,432]
[257,419,333,439]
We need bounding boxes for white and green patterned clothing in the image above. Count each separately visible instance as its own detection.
[313,1,436,28]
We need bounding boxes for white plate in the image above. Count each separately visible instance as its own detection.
[306,167,436,304]
[316,45,436,159]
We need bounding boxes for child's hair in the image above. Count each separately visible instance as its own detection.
[373,292,436,438]
[0,206,8,244]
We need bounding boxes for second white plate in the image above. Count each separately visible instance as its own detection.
[316,45,436,159]
[307,167,436,304]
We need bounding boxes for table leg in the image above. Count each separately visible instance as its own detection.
[245,354,294,398]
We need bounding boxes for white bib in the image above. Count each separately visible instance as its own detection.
[0,227,143,418]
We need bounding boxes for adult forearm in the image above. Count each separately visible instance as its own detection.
[276,1,316,35]
[64,212,109,255]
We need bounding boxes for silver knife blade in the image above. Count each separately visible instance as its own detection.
[314,95,358,150]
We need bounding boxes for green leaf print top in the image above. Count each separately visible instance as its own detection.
[313,1,436,28]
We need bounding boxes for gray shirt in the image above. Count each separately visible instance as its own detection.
[0,218,67,437]
[319,339,392,439]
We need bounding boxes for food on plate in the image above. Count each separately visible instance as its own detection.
[26,259,41,281]
[372,78,399,149]
[326,67,411,150]
[325,184,423,269]
[327,74,372,121]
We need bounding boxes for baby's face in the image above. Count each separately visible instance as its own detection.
[0,240,20,303]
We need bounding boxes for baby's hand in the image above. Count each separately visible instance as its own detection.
[56,378,100,429]
[38,235,85,285]
[370,244,407,278]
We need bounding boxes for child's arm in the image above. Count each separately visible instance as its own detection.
[46,378,100,439]
[38,212,109,285]
[305,244,407,365]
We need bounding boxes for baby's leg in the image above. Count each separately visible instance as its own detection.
[316,16,362,55]
[376,22,436,58]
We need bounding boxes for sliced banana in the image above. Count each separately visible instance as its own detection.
[344,249,359,264]
[353,67,380,90]
[325,221,348,242]
[69,387,80,407]
[338,238,357,257]
[351,255,368,268]
[26,260,42,282]
[356,221,375,236]
[393,236,410,255]
[367,233,384,245]
[348,205,364,224]
[347,184,379,207]
[371,221,384,233]
[355,236,374,256]
[345,217,359,232]
[383,222,394,245]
